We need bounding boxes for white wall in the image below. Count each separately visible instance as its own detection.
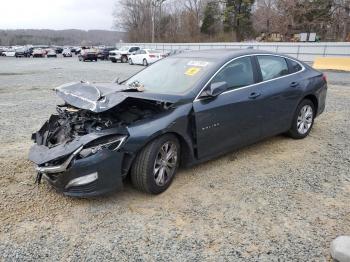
[118,42,350,62]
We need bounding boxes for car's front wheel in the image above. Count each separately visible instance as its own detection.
[287,99,315,139]
[131,134,180,194]
[128,58,133,65]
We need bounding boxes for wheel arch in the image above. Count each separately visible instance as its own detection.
[303,94,318,116]
[122,131,194,178]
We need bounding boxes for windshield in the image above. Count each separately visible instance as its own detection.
[123,57,214,94]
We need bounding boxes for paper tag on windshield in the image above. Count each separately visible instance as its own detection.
[187,61,209,67]
[185,67,201,76]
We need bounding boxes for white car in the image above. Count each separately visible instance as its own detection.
[62,49,72,57]
[2,49,16,57]
[128,49,166,66]
[46,49,57,58]
[109,46,140,63]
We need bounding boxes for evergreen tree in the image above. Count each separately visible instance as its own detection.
[201,1,220,36]
[223,0,255,41]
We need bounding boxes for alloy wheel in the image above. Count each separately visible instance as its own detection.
[153,141,178,186]
[297,105,313,135]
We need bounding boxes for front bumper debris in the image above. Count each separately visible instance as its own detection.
[36,146,83,174]
[34,148,125,197]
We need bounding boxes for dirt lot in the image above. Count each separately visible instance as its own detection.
[0,57,349,261]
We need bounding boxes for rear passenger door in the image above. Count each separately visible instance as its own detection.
[255,55,304,136]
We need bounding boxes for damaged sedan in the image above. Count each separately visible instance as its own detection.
[29,49,327,196]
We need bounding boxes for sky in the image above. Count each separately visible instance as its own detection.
[0,0,119,30]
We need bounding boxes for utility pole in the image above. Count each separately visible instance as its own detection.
[151,0,167,43]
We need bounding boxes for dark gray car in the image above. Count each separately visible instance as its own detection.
[29,49,327,196]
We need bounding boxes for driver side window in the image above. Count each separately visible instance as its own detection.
[212,57,255,91]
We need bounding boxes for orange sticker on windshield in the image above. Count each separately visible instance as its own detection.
[185,67,201,76]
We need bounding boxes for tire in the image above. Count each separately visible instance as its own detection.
[121,56,128,63]
[131,134,180,194]
[111,59,116,63]
[287,99,315,139]
[128,58,133,65]
[143,59,148,66]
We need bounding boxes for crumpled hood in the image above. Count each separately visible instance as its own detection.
[55,81,182,113]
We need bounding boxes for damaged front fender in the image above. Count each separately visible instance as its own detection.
[29,127,127,165]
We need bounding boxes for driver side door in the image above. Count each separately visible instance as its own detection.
[193,56,264,159]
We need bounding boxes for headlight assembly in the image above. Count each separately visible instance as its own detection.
[79,135,127,158]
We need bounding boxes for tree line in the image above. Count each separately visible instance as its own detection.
[0,29,125,46]
[114,0,350,42]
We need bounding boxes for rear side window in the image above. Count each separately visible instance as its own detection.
[129,47,139,52]
[257,55,289,81]
[212,57,255,90]
[287,59,303,73]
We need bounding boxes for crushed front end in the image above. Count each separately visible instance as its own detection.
[29,95,167,196]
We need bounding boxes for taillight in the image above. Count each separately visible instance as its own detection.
[149,54,156,58]
[322,74,327,82]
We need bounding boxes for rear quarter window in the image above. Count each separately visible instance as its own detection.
[287,59,303,73]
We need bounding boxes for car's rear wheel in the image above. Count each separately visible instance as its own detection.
[121,56,128,63]
[128,58,133,65]
[287,99,315,139]
[131,134,180,194]
[143,59,148,66]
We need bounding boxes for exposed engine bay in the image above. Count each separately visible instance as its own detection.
[33,98,169,148]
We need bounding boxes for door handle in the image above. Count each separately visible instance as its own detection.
[249,92,261,99]
[290,81,299,87]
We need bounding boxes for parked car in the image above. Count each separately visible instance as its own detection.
[2,50,16,57]
[78,48,98,61]
[29,49,327,197]
[62,49,72,57]
[97,47,115,60]
[54,47,63,54]
[15,47,31,57]
[32,48,46,58]
[47,49,57,58]
[70,47,81,55]
[128,49,166,66]
[109,46,140,63]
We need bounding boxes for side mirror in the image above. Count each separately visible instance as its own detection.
[204,81,227,97]
[131,51,136,55]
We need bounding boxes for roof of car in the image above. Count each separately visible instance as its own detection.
[175,48,273,61]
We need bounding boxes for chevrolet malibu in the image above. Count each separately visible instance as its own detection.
[29,49,327,197]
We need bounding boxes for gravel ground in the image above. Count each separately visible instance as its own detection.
[0,56,349,261]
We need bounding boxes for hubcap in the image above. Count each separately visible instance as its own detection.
[297,105,313,135]
[153,142,178,186]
